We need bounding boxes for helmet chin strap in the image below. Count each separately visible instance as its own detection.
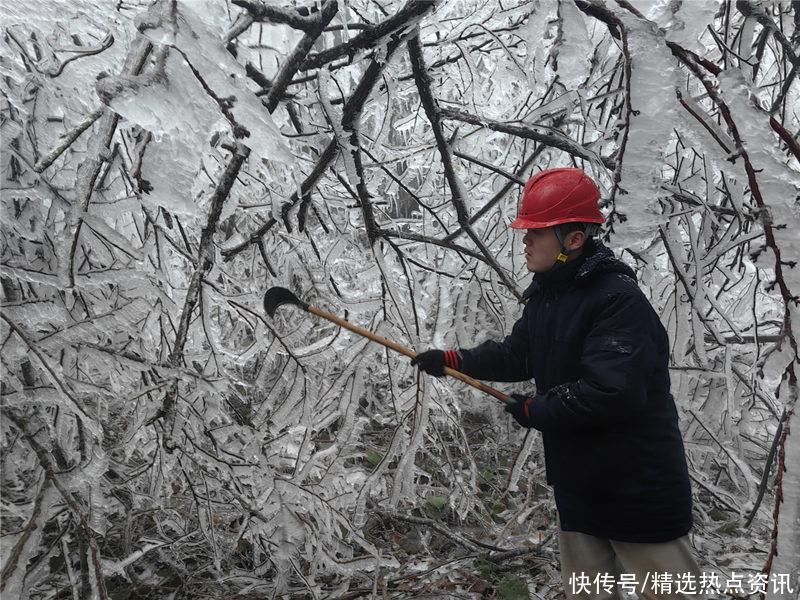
[554,226,570,265]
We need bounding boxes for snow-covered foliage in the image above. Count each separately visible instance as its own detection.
[1,0,798,597]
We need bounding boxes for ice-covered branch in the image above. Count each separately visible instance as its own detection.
[439,107,615,171]
[65,36,152,288]
[736,1,799,67]
[1,313,96,428]
[264,0,339,113]
[223,28,424,259]
[158,143,251,447]
[2,410,110,599]
[769,116,800,163]
[231,0,324,31]
[0,475,52,592]
[300,0,436,71]
[670,46,799,353]
[5,28,114,78]
[442,145,545,243]
[33,108,103,173]
[376,229,486,262]
[408,34,521,299]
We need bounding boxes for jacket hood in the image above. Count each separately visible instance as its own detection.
[522,238,637,300]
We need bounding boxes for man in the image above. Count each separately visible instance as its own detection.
[412,168,700,599]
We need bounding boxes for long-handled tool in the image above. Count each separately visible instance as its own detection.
[263,287,510,404]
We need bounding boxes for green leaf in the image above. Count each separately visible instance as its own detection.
[497,575,529,600]
[423,495,449,518]
[426,495,448,510]
[714,519,739,534]
[366,449,383,467]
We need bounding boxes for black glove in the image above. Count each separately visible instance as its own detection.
[505,393,535,428]
[411,349,461,377]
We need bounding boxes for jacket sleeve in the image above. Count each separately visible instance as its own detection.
[457,302,533,382]
[526,291,655,431]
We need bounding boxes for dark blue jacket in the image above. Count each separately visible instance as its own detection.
[459,239,692,543]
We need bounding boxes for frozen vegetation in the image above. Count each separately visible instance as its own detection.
[1,0,799,597]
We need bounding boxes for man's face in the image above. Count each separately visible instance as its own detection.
[522,227,561,273]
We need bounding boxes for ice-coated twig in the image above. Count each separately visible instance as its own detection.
[223,25,428,260]
[407,34,521,299]
[376,229,486,262]
[264,0,339,113]
[735,1,799,67]
[224,12,254,43]
[745,411,786,528]
[318,69,379,242]
[300,0,436,71]
[453,150,525,185]
[231,0,323,31]
[605,15,632,216]
[0,475,53,591]
[65,36,152,288]
[1,313,96,427]
[769,115,800,163]
[33,108,103,173]
[675,90,733,154]
[375,510,481,551]
[688,409,757,503]
[5,28,114,78]
[2,411,110,599]
[442,145,545,243]
[439,107,615,171]
[157,143,250,448]
[670,45,798,349]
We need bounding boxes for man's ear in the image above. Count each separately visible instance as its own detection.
[567,230,587,251]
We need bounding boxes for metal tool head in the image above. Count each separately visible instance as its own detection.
[263,286,309,318]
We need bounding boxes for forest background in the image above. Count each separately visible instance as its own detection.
[1,0,799,598]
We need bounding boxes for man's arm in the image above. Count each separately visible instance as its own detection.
[457,302,533,382]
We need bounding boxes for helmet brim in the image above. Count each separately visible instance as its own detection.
[509,216,606,229]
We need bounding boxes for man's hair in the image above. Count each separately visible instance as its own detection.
[557,222,599,238]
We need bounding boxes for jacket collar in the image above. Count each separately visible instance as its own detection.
[521,238,637,300]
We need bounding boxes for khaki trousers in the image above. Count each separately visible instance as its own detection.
[559,528,701,599]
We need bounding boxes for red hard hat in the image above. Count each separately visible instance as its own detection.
[510,168,605,229]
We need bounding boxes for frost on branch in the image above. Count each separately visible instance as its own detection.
[2,0,800,597]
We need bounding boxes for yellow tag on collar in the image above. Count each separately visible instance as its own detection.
[556,252,569,263]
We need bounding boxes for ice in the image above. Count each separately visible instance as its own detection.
[647,0,722,56]
[101,541,164,578]
[523,0,558,93]
[137,133,205,216]
[613,15,682,246]
[136,0,289,162]
[716,68,800,290]
[766,405,800,598]
[554,0,593,89]
[80,212,144,262]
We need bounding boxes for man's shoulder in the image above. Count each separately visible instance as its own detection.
[583,266,641,297]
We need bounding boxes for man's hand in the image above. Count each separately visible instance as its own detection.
[411,349,461,376]
[505,393,535,427]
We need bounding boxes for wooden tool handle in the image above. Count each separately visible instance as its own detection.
[308,306,510,404]
[442,366,510,404]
